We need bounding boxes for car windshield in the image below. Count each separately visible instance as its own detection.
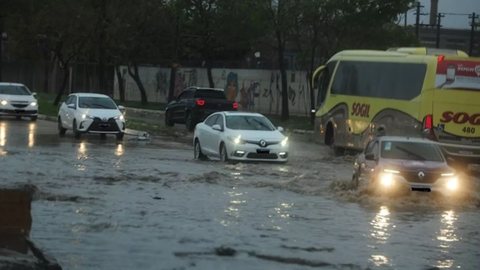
[0,85,31,95]
[225,115,275,131]
[78,96,117,109]
[380,141,444,161]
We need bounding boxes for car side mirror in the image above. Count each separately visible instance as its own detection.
[212,124,223,132]
[67,104,76,110]
[31,92,37,97]
[118,105,126,115]
[365,153,375,161]
[277,126,284,132]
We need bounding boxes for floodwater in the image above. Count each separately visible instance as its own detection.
[1,119,479,270]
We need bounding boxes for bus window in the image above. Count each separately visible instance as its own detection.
[316,61,337,107]
[331,61,426,100]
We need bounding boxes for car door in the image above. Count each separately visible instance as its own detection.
[361,140,379,180]
[200,114,219,155]
[168,90,186,122]
[59,95,74,129]
[65,95,78,129]
[210,114,225,156]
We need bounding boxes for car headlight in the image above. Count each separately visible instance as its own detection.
[445,177,459,191]
[228,135,244,145]
[0,100,7,106]
[114,114,124,121]
[81,114,95,120]
[30,101,37,106]
[379,169,399,188]
[281,137,288,147]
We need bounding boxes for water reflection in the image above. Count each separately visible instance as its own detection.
[437,210,458,245]
[370,206,392,243]
[435,210,458,269]
[0,122,6,146]
[76,142,88,171]
[115,143,124,156]
[28,123,36,148]
[221,190,245,226]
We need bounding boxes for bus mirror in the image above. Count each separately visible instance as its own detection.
[312,65,326,89]
[365,153,375,161]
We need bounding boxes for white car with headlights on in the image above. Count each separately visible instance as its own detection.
[352,136,463,196]
[57,93,126,140]
[193,111,288,162]
[0,82,38,121]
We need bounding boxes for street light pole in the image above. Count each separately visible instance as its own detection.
[436,13,444,48]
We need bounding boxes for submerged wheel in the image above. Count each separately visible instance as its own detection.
[116,132,124,140]
[220,143,229,163]
[58,117,67,136]
[73,120,81,139]
[185,112,195,131]
[30,116,37,121]
[194,139,207,160]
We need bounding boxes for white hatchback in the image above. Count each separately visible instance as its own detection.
[193,111,288,162]
[0,82,38,121]
[57,93,126,140]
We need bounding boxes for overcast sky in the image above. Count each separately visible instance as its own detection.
[405,0,480,29]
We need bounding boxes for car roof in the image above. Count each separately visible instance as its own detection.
[0,82,27,87]
[70,92,112,98]
[186,86,224,91]
[221,111,264,117]
[376,136,436,144]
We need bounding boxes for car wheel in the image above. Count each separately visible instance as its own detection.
[185,112,195,131]
[194,139,207,160]
[30,116,37,121]
[73,120,81,139]
[165,110,174,127]
[116,132,124,140]
[351,172,360,189]
[220,143,229,163]
[58,117,66,136]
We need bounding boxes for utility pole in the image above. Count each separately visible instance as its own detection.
[469,12,478,55]
[98,0,107,94]
[415,1,424,39]
[436,13,444,48]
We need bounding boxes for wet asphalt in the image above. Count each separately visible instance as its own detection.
[0,118,479,270]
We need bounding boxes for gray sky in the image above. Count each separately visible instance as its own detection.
[405,0,480,29]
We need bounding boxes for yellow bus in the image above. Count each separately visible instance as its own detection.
[312,49,480,165]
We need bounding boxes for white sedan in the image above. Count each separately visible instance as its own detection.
[0,82,38,121]
[193,111,288,162]
[57,93,126,140]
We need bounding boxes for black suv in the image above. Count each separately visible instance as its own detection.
[165,87,238,131]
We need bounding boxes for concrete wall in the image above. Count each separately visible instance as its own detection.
[114,66,313,116]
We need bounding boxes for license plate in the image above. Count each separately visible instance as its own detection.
[257,149,270,154]
[100,123,110,128]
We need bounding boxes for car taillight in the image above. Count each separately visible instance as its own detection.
[233,102,238,110]
[195,99,205,106]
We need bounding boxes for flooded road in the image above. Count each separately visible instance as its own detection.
[1,119,479,269]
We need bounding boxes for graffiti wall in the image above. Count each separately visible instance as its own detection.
[114,66,312,116]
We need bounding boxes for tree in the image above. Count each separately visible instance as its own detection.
[257,0,299,121]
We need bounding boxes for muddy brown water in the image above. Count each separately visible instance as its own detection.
[1,119,479,269]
